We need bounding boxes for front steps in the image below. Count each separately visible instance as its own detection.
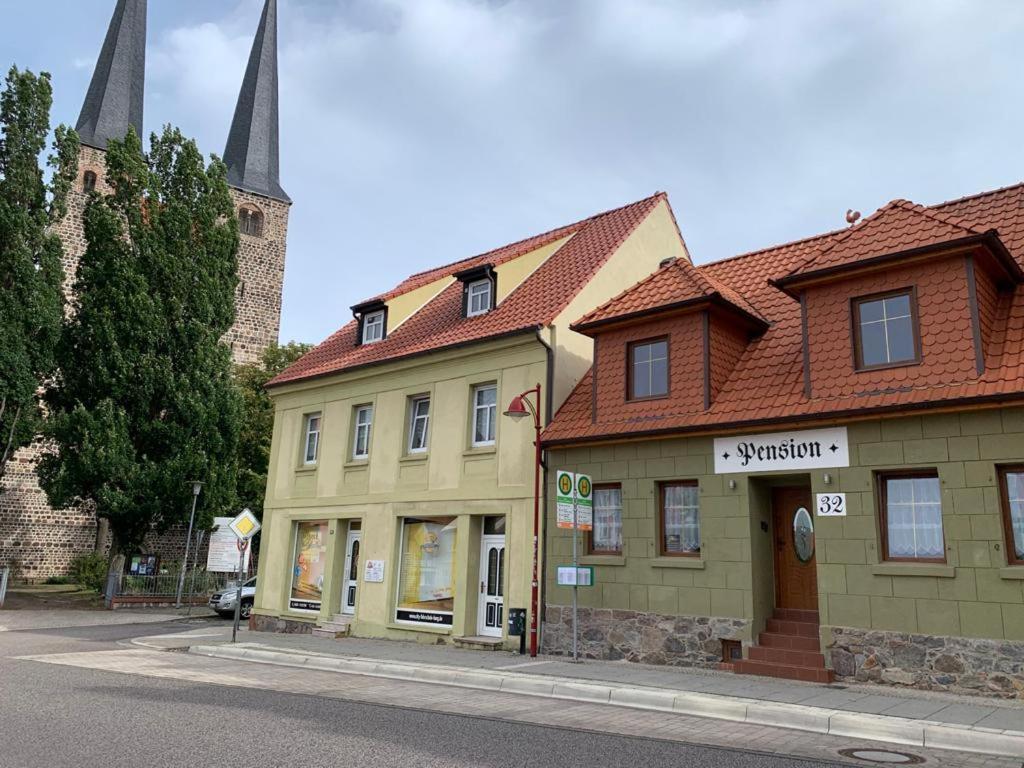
[452,635,504,651]
[733,609,834,683]
[312,614,353,639]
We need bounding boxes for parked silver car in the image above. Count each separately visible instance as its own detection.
[209,576,256,619]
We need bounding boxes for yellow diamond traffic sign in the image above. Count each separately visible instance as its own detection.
[228,508,261,541]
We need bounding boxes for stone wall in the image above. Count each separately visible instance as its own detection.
[0,147,289,579]
[543,605,748,667]
[828,626,1024,699]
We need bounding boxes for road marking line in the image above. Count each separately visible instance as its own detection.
[495,660,554,670]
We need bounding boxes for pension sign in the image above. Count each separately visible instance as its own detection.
[714,427,849,474]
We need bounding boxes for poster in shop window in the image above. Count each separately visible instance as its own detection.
[289,520,328,612]
[395,517,456,626]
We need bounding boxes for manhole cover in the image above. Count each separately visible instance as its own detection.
[838,748,925,765]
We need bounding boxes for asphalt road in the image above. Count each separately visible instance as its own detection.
[0,619,849,768]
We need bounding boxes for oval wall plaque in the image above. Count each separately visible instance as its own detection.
[793,507,814,563]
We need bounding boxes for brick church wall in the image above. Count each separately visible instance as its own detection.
[0,147,288,580]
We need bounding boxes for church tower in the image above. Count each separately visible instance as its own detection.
[222,0,291,365]
[55,0,147,295]
[0,0,291,579]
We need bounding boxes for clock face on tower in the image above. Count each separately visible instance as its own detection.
[793,507,815,563]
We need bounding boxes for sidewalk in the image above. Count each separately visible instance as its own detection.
[184,629,1024,758]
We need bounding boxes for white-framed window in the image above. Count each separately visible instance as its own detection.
[362,310,385,344]
[472,384,497,446]
[467,279,492,316]
[352,405,373,459]
[408,396,431,453]
[303,412,321,465]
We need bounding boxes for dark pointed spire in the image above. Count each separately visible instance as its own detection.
[76,0,147,150]
[224,0,289,202]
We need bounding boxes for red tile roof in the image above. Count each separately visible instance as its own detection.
[779,199,991,283]
[544,183,1024,445]
[269,193,668,386]
[572,256,766,331]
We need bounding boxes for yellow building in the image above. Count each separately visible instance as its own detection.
[254,193,688,647]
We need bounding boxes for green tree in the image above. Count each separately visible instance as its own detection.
[40,126,241,553]
[0,67,78,481]
[234,341,311,518]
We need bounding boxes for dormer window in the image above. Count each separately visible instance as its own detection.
[352,299,388,346]
[852,289,920,370]
[362,310,385,344]
[628,337,669,400]
[467,279,492,317]
[454,264,496,318]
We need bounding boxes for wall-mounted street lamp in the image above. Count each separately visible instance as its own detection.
[175,481,204,609]
[503,384,542,658]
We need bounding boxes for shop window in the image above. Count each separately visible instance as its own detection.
[998,465,1024,566]
[852,289,920,370]
[628,338,669,400]
[878,471,945,562]
[466,278,493,316]
[361,310,385,344]
[659,481,700,556]
[408,396,430,453]
[238,205,264,237]
[352,404,373,460]
[302,412,321,465]
[82,170,97,192]
[289,520,329,611]
[396,517,457,626]
[589,484,623,555]
[472,384,497,447]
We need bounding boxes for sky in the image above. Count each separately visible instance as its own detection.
[3,0,1024,345]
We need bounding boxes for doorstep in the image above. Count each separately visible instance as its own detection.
[452,635,504,651]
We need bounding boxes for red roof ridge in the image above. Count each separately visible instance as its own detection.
[392,191,666,287]
[891,197,988,235]
[928,179,1024,211]
[695,227,844,273]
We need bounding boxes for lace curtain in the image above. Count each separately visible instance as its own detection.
[885,476,943,559]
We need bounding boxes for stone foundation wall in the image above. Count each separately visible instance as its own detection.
[827,626,1024,699]
[251,613,314,634]
[543,605,748,667]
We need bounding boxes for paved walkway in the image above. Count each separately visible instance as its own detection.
[195,630,1023,732]
[0,605,216,632]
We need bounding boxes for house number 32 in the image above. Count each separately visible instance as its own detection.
[815,493,847,517]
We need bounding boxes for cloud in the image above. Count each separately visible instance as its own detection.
[137,0,1024,344]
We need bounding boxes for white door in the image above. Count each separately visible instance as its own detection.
[341,529,361,615]
[478,535,505,637]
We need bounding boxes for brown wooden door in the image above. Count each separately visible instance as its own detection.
[772,486,818,611]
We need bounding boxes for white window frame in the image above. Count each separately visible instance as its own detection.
[303,412,321,466]
[467,279,492,317]
[408,396,431,454]
[362,310,385,344]
[352,405,373,460]
[472,384,497,447]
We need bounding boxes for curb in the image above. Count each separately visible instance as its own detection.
[188,644,1024,759]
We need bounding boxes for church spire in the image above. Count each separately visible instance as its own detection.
[76,0,147,150]
[224,0,289,202]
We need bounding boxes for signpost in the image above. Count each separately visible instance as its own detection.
[228,508,261,643]
[557,470,592,662]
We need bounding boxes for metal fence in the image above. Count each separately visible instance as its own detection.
[108,567,255,607]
